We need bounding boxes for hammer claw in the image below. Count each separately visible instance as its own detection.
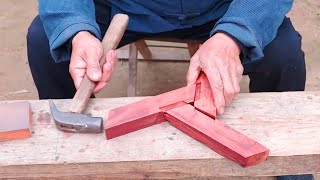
[49,100,103,133]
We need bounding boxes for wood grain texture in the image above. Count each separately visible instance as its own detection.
[127,43,138,97]
[0,101,31,141]
[117,45,191,61]
[164,104,269,167]
[105,84,196,139]
[134,40,152,59]
[1,91,320,178]
[195,72,217,118]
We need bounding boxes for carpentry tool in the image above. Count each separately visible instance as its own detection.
[49,14,129,133]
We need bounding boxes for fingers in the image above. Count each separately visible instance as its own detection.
[215,57,243,110]
[230,62,240,96]
[204,65,226,114]
[85,47,103,82]
[70,32,105,90]
[227,60,239,104]
[102,50,117,82]
[186,53,201,85]
[93,50,117,93]
[204,57,242,114]
[219,64,235,106]
[232,57,243,94]
[234,57,244,82]
[69,53,87,89]
[192,33,242,115]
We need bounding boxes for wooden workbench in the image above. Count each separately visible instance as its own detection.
[1,91,320,179]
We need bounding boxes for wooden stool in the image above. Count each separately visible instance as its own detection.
[126,39,201,97]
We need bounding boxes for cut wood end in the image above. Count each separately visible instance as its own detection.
[0,129,31,142]
[105,112,165,139]
[164,104,269,168]
[242,149,270,167]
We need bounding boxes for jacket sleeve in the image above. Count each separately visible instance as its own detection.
[210,0,293,64]
[39,0,101,63]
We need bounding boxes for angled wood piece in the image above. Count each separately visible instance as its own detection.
[128,43,138,97]
[164,104,269,167]
[105,84,197,139]
[194,72,217,118]
[187,42,199,57]
[134,40,152,59]
[0,101,32,141]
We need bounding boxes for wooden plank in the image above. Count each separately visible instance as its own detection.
[117,45,191,61]
[164,104,269,167]
[146,40,188,48]
[105,84,196,139]
[127,43,138,97]
[144,38,201,44]
[134,40,152,59]
[1,91,320,178]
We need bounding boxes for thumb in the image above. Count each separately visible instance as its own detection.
[186,54,201,85]
[85,48,102,82]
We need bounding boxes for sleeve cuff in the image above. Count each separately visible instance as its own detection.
[210,18,263,64]
[49,18,101,63]
[214,30,249,63]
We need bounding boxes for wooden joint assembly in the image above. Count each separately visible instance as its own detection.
[105,72,269,167]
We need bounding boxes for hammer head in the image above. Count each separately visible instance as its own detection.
[49,100,103,133]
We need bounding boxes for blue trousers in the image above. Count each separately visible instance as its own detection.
[27,7,312,180]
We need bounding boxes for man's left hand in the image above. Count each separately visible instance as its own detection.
[186,32,244,114]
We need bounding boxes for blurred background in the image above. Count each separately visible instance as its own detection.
[0,0,319,100]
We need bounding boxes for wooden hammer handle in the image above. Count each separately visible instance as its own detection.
[69,14,129,113]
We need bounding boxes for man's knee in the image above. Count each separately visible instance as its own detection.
[27,16,45,44]
[246,18,306,92]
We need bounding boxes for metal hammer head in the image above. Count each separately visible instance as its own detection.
[49,100,103,133]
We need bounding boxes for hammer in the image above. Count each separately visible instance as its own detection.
[49,14,129,133]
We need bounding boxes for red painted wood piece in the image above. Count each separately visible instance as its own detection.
[105,74,269,167]
[194,72,216,118]
[105,84,197,139]
[164,104,269,167]
[0,102,32,141]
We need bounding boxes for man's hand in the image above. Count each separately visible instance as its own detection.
[69,31,117,93]
[186,32,243,114]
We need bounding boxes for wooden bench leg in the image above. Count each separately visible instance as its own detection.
[135,40,152,59]
[187,42,199,57]
[128,43,138,97]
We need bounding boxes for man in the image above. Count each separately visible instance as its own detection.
[27,1,311,179]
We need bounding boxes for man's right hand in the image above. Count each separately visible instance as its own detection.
[69,31,117,93]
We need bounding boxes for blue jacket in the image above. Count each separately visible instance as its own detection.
[38,0,293,64]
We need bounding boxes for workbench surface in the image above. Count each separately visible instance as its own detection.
[1,91,320,179]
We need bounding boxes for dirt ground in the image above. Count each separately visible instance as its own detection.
[0,0,319,100]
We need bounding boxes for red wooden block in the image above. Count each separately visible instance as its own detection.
[0,102,32,141]
[105,84,197,139]
[164,104,269,167]
[194,72,216,118]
